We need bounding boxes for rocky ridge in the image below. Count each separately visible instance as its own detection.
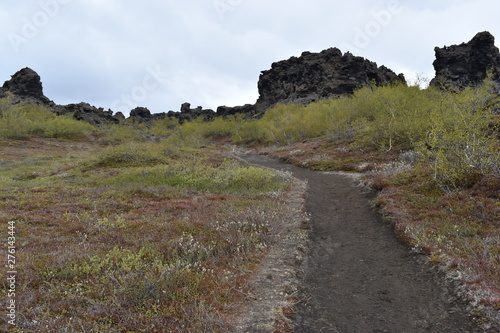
[254,47,406,112]
[1,31,499,126]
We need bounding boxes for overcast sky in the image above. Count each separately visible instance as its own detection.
[1,0,499,115]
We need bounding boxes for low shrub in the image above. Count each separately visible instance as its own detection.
[0,98,95,139]
[90,142,170,168]
[98,155,288,195]
[100,123,145,143]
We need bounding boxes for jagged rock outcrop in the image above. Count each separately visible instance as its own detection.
[10,33,499,127]
[1,48,406,124]
[130,106,152,122]
[54,103,119,126]
[113,112,126,121]
[430,31,500,90]
[1,67,121,126]
[127,103,217,124]
[254,48,406,112]
[1,67,54,105]
[175,102,216,122]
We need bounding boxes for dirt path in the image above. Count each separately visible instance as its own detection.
[242,154,488,333]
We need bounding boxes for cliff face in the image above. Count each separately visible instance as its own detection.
[430,31,500,90]
[254,48,406,112]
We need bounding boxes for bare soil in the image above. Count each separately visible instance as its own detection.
[241,154,495,333]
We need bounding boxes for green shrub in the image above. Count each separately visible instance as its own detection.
[90,142,170,168]
[179,159,289,194]
[0,98,95,139]
[100,123,145,143]
[232,83,433,148]
[149,117,179,138]
[99,158,288,195]
[416,82,500,189]
[351,85,436,150]
[42,114,96,138]
[89,140,288,194]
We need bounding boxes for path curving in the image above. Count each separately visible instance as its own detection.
[242,154,487,333]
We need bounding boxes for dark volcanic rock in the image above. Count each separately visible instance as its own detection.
[216,104,256,118]
[1,67,53,105]
[1,68,120,126]
[55,103,118,126]
[174,102,216,122]
[255,48,405,112]
[430,31,500,90]
[113,112,126,121]
[180,102,192,113]
[130,106,152,121]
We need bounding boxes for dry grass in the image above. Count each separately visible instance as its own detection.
[0,138,293,332]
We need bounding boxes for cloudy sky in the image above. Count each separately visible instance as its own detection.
[1,0,499,115]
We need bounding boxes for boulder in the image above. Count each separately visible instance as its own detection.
[180,102,192,113]
[113,112,126,121]
[255,48,405,112]
[430,31,500,91]
[130,106,152,121]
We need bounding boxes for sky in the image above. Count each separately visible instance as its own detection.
[1,0,499,116]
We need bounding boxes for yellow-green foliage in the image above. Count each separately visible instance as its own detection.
[226,81,495,150]
[349,85,437,150]
[91,141,288,194]
[149,117,178,137]
[180,80,498,189]
[90,141,170,168]
[0,97,95,139]
[100,123,145,143]
[160,116,248,148]
[416,83,500,189]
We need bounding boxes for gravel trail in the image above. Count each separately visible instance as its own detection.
[242,154,489,333]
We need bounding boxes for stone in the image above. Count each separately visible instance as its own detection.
[255,48,406,112]
[216,104,256,118]
[54,103,119,126]
[1,67,53,105]
[130,106,152,120]
[430,31,500,91]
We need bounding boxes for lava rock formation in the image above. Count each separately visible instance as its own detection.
[430,31,500,91]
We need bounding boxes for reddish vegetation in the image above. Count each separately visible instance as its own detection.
[0,139,291,332]
[262,138,400,172]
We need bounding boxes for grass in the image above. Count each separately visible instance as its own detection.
[0,138,292,332]
[0,78,499,329]
[227,81,499,318]
[0,97,95,140]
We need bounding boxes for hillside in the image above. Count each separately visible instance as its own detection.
[1,31,499,332]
